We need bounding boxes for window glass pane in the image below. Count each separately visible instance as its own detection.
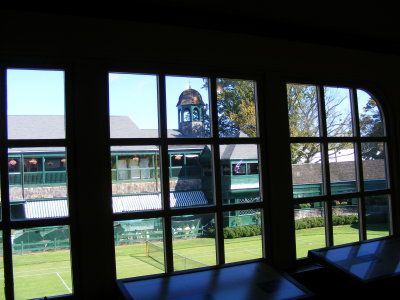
[232,163,246,175]
[166,76,210,138]
[329,143,357,195]
[291,143,324,198]
[357,89,384,137]
[217,78,257,138]
[8,148,68,220]
[114,218,164,278]
[0,231,3,300]
[324,87,353,137]
[44,157,67,172]
[169,145,214,208]
[111,146,161,213]
[109,73,159,138]
[287,84,320,137]
[247,163,259,175]
[223,209,263,263]
[362,142,388,191]
[222,164,230,176]
[220,144,260,205]
[366,195,390,239]
[7,69,65,139]
[0,172,2,221]
[12,225,72,299]
[172,214,215,271]
[332,198,359,245]
[294,202,325,258]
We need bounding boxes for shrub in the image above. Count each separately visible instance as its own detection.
[299,203,312,209]
[207,214,361,237]
[224,227,237,239]
[205,225,263,239]
[295,215,359,230]
[206,228,216,237]
[249,224,261,235]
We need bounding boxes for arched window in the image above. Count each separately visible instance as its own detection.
[288,84,391,258]
[192,108,200,121]
[183,109,191,121]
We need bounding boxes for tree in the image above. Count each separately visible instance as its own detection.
[359,98,384,137]
[202,79,257,137]
[288,84,353,163]
[201,81,354,164]
[359,98,385,160]
[288,84,320,164]
[287,84,320,139]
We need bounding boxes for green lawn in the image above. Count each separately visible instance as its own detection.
[115,235,263,278]
[0,249,72,300]
[295,224,389,258]
[0,224,390,299]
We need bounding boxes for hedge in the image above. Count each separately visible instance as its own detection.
[294,215,358,230]
[294,214,388,230]
[206,224,261,239]
[205,214,387,239]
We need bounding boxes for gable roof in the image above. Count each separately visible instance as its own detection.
[8,115,258,159]
[8,115,65,139]
[7,115,186,139]
[219,143,258,160]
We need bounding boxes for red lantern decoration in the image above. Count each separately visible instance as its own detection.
[29,158,38,165]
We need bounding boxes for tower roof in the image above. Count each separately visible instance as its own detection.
[176,88,204,107]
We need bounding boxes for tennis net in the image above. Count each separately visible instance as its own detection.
[146,241,207,271]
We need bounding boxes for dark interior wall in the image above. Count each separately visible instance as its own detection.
[1,9,400,299]
[1,10,399,76]
[2,10,399,116]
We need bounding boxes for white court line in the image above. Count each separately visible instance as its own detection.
[13,272,65,278]
[117,242,262,265]
[14,266,70,275]
[56,272,72,293]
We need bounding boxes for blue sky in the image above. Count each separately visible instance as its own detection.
[7,69,210,130]
[6,69,378,132]
[109,73,209,129]
[7,69,65,116]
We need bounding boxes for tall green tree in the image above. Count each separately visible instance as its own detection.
[288,85,320,164]
[202,81,354,163]
[359,98,384,137]
[359,98,385,159]
[202,79,256,137]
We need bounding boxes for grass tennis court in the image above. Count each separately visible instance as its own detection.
[295,224,389,258]
[0,249,72,300]
[0,224,389,299]
[115,235,263,279]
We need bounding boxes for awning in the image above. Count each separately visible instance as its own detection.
[23,191,209,218]
[25,199,69,219]
[112,193,161,212]
[112,191,209,213]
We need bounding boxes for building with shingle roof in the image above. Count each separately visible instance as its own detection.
[16,86,385,225]
[6,88,260,224]
[8,115,66,139]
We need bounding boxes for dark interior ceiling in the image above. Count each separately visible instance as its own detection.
[2,3,400,56]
